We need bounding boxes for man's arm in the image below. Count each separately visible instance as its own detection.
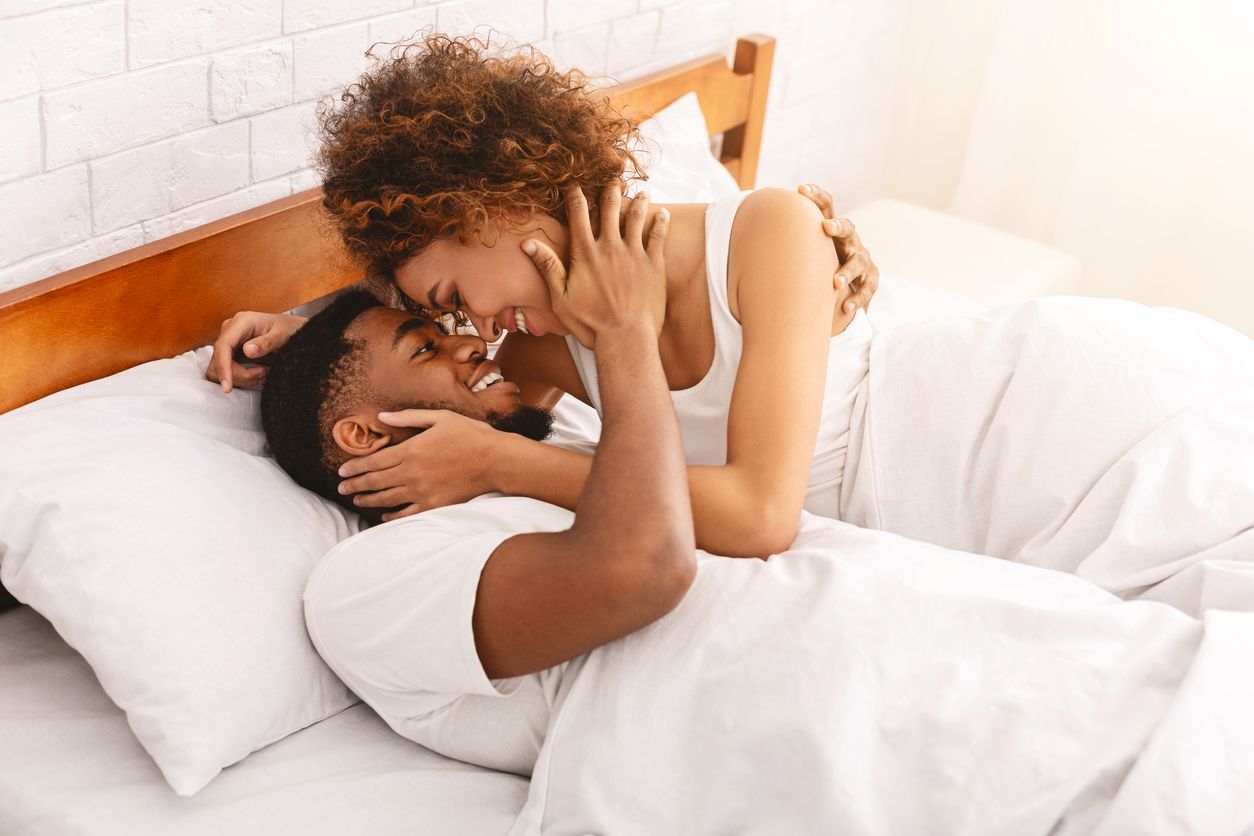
[471,190,694,679]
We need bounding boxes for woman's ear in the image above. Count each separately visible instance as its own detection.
[331,412,393,457]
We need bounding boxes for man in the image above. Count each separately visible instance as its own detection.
[266,196,695,774]
[266,218,1254,834]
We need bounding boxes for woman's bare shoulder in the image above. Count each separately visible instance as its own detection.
[726,188,835,318]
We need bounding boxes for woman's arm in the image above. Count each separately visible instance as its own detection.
[343,188,866,554]
[487,189,836,556]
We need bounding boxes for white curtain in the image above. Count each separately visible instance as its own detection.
[887,0,1254,336]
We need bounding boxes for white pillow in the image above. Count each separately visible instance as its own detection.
[631,90,742,203]
[0,347,362,797]
[545,91,743,448]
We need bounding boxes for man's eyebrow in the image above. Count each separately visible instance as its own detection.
[391,317,429,351]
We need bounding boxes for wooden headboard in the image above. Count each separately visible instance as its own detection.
[0,34,774,416]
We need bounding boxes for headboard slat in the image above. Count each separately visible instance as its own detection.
[0,35,775,415]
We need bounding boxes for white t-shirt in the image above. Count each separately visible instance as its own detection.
[302,494,578,776]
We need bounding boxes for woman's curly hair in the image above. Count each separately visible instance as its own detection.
[317,33,645,286]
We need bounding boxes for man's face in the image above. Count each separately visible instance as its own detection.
[350,306,522,420]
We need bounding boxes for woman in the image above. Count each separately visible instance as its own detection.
[210,35,881,558]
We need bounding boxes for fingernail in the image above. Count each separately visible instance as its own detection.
[244,343,256,356]
[846,301,856,312]
[836,274,847,288]
[658,208,669,219]
[522,241,536,255]
[338,483,348,494]
[338,466,348,477]
[378,411,393,419]
[801,184,812,192]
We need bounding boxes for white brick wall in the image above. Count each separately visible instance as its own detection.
[0,0,907,289]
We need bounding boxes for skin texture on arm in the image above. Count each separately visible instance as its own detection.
[691,188,840,554]
[468,192,696,679]
[492,189,839,557]
[339,187,874,547]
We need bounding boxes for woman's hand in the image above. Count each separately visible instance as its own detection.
[521,186,669,350]
[337,409,508,521]
[798,184,880,314]
[207,311,307,392]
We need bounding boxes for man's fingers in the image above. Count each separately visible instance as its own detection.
[232,364,268,388]
[799,183,836,218]
[646,207,670,267]
[564,186,593,252]
[376,408,446,429]
[833,252,867,290]
[599,184,622,241]
[822,217,854,240]
[850,268,879,312]
[523,239,568,299]
[624,192,650,245]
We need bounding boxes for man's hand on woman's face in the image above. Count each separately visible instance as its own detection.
[797,184,880,314]
[520,185,669,350]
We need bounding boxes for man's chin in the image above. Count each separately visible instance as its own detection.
[486,405,554,442]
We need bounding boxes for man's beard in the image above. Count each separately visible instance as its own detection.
[485,405,554,441]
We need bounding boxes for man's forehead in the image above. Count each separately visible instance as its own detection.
[351,307,438,345]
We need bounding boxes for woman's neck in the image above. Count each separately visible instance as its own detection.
[652,202,708,306]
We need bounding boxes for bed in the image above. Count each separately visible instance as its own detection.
[0,34,782,836]
[7,29,1254,835]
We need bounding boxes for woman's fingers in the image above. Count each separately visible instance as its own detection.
[381,504,424,523]
[338,445,402,479]
[624,192,649,246]
[599,185,622,241]
[523,238,569,299]
[376,408,446,429]
[353,487,413,509]
[338,465,402,495]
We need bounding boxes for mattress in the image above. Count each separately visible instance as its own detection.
[0,606,527,836]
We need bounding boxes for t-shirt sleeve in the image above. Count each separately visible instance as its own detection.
[303,521,517,720]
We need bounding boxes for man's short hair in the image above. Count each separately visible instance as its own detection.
[261,289,394,516]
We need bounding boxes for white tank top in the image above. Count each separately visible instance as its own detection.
[563,190,873,518]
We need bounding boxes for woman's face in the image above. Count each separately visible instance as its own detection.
[395,216,570,341]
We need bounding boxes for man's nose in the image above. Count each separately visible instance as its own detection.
[448,334,488,363]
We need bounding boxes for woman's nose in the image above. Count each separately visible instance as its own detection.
[469,312,501,342]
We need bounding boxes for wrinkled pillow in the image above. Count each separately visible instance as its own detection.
[0,347,362,796]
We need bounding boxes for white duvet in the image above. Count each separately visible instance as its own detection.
[842,297,1254,616]
[506,298,1254,834]
[508,518,1254,835]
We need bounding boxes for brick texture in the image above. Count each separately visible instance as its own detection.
[1,0,904,286]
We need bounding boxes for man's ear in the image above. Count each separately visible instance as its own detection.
[331,411,395,457]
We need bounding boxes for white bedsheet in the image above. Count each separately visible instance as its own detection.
[842,297,1254,616]
[0,606,526,836]
[508,516,1254,836]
